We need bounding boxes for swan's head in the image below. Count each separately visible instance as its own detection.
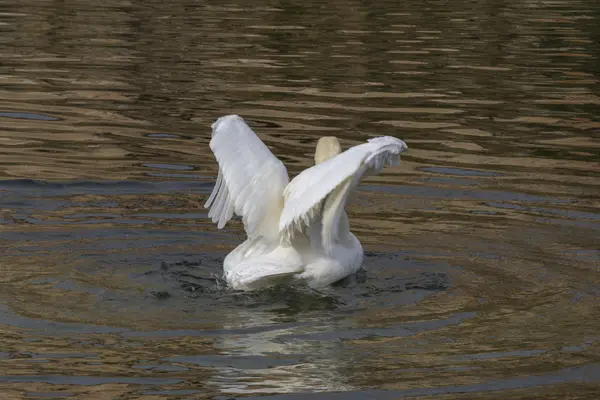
[315,136,342,165]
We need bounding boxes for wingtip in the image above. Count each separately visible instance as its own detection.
[367,136,408,153]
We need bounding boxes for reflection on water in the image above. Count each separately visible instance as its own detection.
[1,0,599,398]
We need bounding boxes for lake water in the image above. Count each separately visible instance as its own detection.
[1,0,599,398]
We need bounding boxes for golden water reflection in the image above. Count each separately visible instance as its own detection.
[0,0,599,398]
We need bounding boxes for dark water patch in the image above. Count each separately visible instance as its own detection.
[0,304,126,335]
[121,321,304,339]
[142,163,195,171]
[333,268,368,287]
[0,228,211,249]
[133,363,189,372]
[0,111,60,121]
[137,258,396,314]
[63,212,121,219]
[420,166,502,177]
[565,250,600,265]
[488,202,600,221]
[230,285,344,314]
[562,339,596,353]
[143,389,201,395]
[137,257,225,299]
[146,172,210,179]
[25,393,75,398]
[0,375,182,385]
[144,133,185,139]
[140,261,343,312]
[402,272,449,291]
[248,119,282,129]
[356,272,450,299]
[0,179,211,196]
[151,291,172,300]
[133,212,207,220]
[7,215,145,227]
[534,217,600,231]
[422,176,480,186]
[31,352,97,359]
[451,349,546,361]
[363,184,571,204]
[278,312,475,342]
[51,279,113,297]
[247,363,600,399]
[166,354,303,369]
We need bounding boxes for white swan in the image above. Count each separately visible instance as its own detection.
[205,115,408,291]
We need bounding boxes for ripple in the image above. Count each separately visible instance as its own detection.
[142,163,194,171]
[448,65,513,71]
[442,128,494,136]
[0,375,182,386]
[143,390,201,396]
[0,111,59,121]
[246,363,600,399]
[0,0,599,397]
[377,120,461,129]
[166,354,303,369]
[144,133,184,139]
[25,392,75,398]
[420,166,501,177]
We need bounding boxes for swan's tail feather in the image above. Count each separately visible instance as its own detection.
[226,262,304,291]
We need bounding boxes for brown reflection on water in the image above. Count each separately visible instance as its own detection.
[1,0,599,398]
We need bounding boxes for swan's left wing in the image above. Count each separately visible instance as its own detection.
[205,115,289,241]
[279,136,408,254]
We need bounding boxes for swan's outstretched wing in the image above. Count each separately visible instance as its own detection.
[280,136,408,254]
[205,115,289,241]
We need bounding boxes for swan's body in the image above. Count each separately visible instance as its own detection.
[205,115,408,291]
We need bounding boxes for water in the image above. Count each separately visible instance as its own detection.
[1,0,599,398]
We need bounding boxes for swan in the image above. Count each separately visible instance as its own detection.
[205,115,408,291]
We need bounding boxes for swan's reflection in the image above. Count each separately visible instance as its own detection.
[208,290,354,394]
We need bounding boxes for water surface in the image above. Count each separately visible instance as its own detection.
[1,0,599,398]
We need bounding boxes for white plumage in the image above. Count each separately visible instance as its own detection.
[205,114,408,290]
[206,116,289,242]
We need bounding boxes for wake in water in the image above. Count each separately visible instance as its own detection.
[143,253,450,314]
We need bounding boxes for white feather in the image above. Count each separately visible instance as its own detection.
[279,136,408,254]
[205,115,408,290]
[205,115,289,241]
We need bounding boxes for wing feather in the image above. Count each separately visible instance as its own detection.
[205,115,289,241]
[279,136,408,254]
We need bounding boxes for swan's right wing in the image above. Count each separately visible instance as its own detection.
[280,136,408,254]
[205,115,289,241]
